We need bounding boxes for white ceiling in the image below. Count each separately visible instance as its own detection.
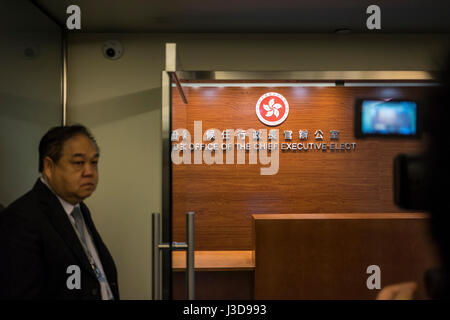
[33,0,450,33]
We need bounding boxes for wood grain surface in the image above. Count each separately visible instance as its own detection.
[172,85,432,250]
[172,250,254,271]
[252,213,440,299]
[173,271,254,300]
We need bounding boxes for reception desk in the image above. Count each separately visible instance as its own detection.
[252,213,440,299]
[172,251,255,299]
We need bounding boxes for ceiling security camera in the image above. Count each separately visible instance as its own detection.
[102,40,123,60]
[24,44,40,59]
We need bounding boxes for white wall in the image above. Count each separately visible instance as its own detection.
[67,33,450,299]
[0,0,61,207]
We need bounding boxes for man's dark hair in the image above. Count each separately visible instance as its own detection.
[38,124,99,172]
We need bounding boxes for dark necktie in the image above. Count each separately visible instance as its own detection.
[71,206,88,247]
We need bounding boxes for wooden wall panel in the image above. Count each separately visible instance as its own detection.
[172,86,431,250]
[173,271,254,300]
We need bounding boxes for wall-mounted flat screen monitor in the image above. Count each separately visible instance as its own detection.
[355,99,420,138]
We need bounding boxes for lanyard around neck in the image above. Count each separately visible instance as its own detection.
[70,211,106,283]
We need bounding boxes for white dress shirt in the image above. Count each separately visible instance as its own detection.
[40,177,114,300]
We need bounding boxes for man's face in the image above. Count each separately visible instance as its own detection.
[44,134,99,205]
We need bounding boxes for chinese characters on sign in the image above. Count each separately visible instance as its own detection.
[172,128,356,152]
[170,92,358,175]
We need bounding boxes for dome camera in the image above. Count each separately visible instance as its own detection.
[24,44,40,59]
[102,40,123,60]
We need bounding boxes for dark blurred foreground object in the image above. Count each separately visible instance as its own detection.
[394,153,428,211]
[392,50,450,299]
[426,53,450,294]
[424,268,450,299]
[0,203,4,212]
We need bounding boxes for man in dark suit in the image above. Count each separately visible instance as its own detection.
[0,125,119,299]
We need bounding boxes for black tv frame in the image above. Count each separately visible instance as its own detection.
[354,98,422,139]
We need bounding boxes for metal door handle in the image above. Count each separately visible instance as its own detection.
[151,211,195,300]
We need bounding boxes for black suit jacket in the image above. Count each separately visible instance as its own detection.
[0,179,119,300]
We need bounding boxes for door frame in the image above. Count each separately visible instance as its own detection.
[161,42,437,300]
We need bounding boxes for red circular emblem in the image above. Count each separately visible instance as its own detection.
[255,92,289,126]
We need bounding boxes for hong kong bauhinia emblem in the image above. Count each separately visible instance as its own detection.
[255,92,289,126]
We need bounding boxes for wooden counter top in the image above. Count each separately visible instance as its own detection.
[172,250,255,272]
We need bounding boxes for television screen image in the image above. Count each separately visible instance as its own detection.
[356,100,419,137]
